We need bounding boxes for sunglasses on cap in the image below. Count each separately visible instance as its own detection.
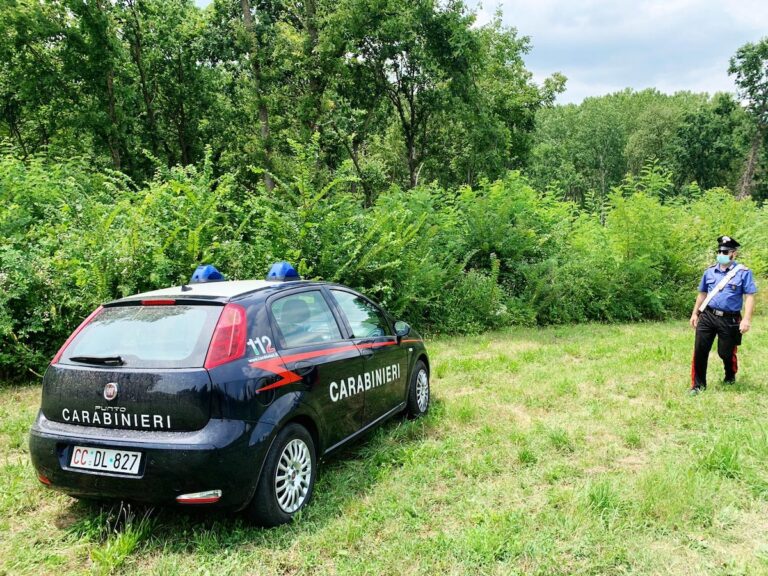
[717,248,734,254]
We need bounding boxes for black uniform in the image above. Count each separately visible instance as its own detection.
[692,307,742,389]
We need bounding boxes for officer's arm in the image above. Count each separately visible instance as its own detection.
[692,292,706,315]
[690,292,707,328]
[741,294,755,333]
[740,270,757,333]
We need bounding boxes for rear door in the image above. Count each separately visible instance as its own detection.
[328,289,408,425]
[44,302,222,431]
[268,289,364,449]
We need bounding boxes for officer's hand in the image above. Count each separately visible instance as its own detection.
[690,313,699,329]
[740,319,751,334]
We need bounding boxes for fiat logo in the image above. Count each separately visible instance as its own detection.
[103,382,118,401]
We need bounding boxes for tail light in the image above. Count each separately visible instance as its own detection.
[204,304,247,369]
[51,306,104,365]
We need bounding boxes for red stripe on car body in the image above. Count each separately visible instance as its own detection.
[250,339,406,394]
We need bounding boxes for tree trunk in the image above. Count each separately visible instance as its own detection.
[241,0,275,193]
[304,0,322,132]
[258,100,274,191]
[408,80,418,188]
[126,0,161,157]
[736,129,763,200]
[333,122,373,205]
[407,136,417,189]
[106,69,121,170]
[176,51,191,166]
[92,0,121,171]
[5,105,29,157]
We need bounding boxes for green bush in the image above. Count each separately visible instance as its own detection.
[1,146,766,379]
[522,173,768,324]
[437,256,513,335]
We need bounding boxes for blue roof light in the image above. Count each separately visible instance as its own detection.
[267,261,300,281]
[190,264,225,284]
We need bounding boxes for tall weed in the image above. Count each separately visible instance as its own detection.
[1,147,767,378]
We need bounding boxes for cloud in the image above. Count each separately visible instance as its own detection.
[470,0,768,103]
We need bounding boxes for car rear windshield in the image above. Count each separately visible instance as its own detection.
[60,305,223,369]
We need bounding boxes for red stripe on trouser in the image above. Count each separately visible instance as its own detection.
[732,346,738,374]
[691,352,696,389]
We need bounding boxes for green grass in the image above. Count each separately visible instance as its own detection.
[3,320,768,575]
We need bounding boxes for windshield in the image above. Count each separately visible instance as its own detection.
[61,305,223,368]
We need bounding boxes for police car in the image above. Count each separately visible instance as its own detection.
[29,263,430,526]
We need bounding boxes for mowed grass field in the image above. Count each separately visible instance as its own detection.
[2,320,768,575]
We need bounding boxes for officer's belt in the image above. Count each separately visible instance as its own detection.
[705,307,740,318]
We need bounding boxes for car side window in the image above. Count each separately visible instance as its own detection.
[331,290,391,338]
[271,291,342,349]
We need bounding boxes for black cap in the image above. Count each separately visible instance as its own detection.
[717,235,740,250]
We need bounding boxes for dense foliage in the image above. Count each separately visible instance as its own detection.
[2,149,767,378]
[1,0,767,379]
[0,0,561,192]
[527,90,765,204]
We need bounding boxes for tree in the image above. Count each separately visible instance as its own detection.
[333,0,479,188]
[0,1,86,157]
[121,0,163,159]
[527,89,721,206]
[117,0,213,172]
[64,0,130,170]
[428,13,565,187]
[239,0,276,191]
[729,38,768,199]
[204,0,304,192]
[1,0,554,195]
[671,93,747,190]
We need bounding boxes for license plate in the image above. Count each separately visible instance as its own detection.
[70,446,142,476]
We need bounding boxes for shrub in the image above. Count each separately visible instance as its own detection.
[437,256,514,335]
[1,144,766,379]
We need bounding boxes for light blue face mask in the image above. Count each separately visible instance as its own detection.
[716,254,732,265]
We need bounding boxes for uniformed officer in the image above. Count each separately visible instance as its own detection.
[689,236,757,394]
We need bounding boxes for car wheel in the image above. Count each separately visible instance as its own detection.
[406,360,430,418]
[246,422,316,527]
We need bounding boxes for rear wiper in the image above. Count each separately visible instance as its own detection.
[68,355,125,366]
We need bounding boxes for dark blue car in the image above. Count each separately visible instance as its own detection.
[29,263,430,526]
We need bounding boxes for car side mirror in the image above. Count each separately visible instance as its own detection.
[394,321,411,340]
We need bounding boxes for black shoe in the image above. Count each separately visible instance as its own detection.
[689,387,706,396]
[723,378,736,385]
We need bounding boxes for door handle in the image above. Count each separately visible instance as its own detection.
[356,340,375,358]
[289,361,314,376]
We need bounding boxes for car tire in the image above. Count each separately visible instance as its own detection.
[406,360,430,418]
[246,422,316,527]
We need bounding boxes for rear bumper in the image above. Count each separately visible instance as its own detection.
[29,412,276,510]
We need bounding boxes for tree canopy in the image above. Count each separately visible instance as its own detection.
[0,0,562,192]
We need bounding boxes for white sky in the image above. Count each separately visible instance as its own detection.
[470,0,768,103]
